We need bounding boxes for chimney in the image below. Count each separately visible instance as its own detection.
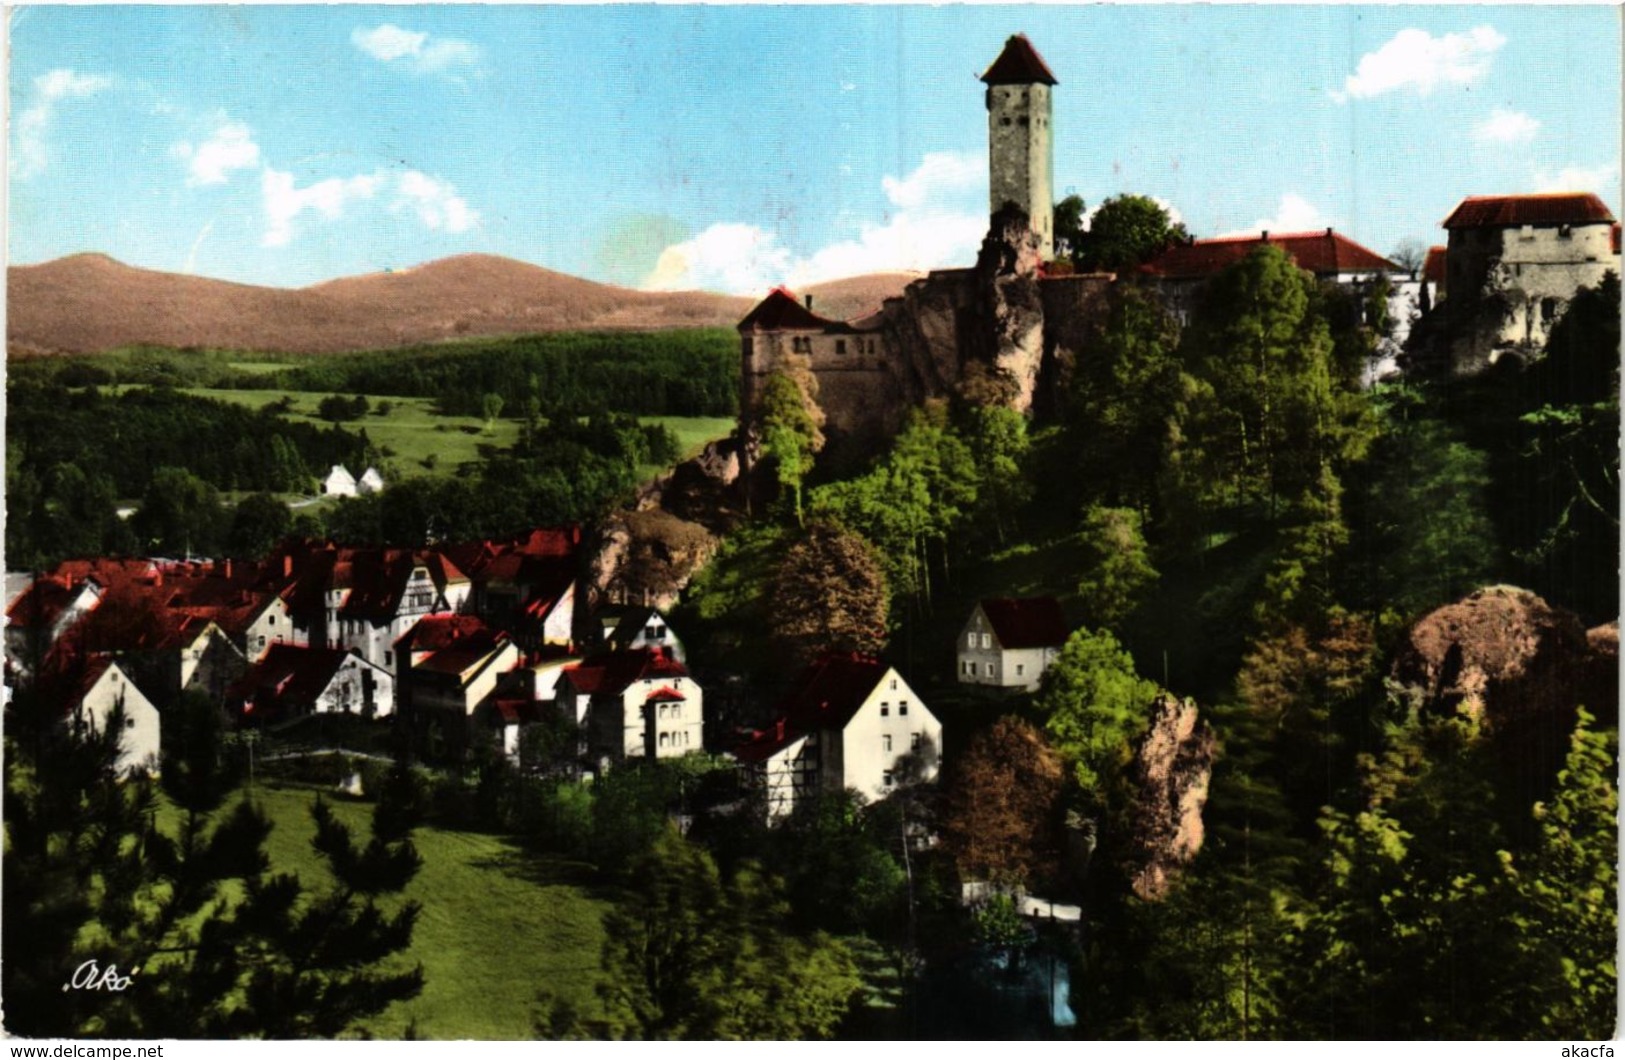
[1261,230,1270,242]
[223,558,233,580]
[1326,226,1334,237]
[283,554,294,579]
[804,293,814,310]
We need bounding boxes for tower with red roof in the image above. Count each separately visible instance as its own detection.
[982,34,1058,260]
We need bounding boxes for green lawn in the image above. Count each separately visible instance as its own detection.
[240,785,613,1039]
[119,386,734,485]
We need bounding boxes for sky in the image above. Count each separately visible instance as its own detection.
[7,5,1621,294]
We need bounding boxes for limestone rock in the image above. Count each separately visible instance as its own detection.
[1389,585,1592,733]
[590,508,719,614]
[1124,694,1215,902]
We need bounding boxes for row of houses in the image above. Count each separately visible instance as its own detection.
[7,531,1077,826]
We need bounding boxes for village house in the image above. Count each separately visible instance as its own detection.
[735,653,943,819]
[591,604,687,663]
[357,467,385,495]
[42,655,162,777]
[407,629,522,718]
[556,646,702,767]
[228,643,396,722]
[444,527,579,650]
[957,597,1068,691]
[4,559,157,681]
[322,465,358,497]
[1411,192,1621,375]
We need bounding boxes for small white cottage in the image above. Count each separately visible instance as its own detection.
[322,465,358,497]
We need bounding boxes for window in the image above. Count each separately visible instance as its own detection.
[835,339,847,355]
[1560,224,1574,239]
[659,732,669,749]
[884,735,893,752]
[880,704,890,717]
[1541,298,1558,323]
[911,733,921,751]
[883,771,895,787]
[1016,664,1025,677]
[384,650,393,667]
[985,663,995,678]
[890,678,898,690]
[126,716,136,729]
[980,633,991,649]
[900,703,908,716]
[967,633,977,649]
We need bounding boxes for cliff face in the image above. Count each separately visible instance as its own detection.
[1123,695,1216,902]
[972,205,1048,411]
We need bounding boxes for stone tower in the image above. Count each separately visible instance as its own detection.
[981,34,1057,261]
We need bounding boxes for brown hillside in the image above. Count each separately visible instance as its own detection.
[801,272,921,322]
[7,253,756,356]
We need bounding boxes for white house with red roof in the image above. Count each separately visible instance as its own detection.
[227,644,395,722]
[735,653,942,819]
[45,656,162,777]
[557,646,702,766]
[957,597,1069,691]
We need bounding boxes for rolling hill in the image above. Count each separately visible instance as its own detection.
[6,253,920,356]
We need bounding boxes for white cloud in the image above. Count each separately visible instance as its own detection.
[351,24,481,75]
[392,170,478,233]
[13,68,114,178]
[261,167,382,247]
[1333,26,1505,103]
[1473,109,1540,145]
[172,121,261,185]
[1534,163,1621,196]
[261,166,478,247]
[642,152,987,295]
[1221,194,1333,238]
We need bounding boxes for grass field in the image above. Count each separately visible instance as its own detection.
[234,785,614,1039]
[121,385,734,485]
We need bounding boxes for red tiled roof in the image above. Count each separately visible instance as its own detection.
[227,644,356,715]
[1442,193,1615,229]
[417,633,512,677]
[775,652,890,734]
[1422,246,1448,286]
[1140,230,1402,280]
[732,717,803,764]
[979,597,1069,650]
[397,613,492,652]
[492,699,546,725]
[561,647,688,697]
[36,653,118,715]
[737,287,839,332]
[981,34,1058,86]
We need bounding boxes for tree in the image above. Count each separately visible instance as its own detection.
[768,522,889,668]
[756,368,825,526]
[1177,245,1374,519]
[1054,194,1087,261]
[1076,505,1159,631]
[1073,194,1189,272]
[228,492,294,558]
[940,716,1064,887]
[132,466,227,557]
[1034,628,1160,807]
[544,829,861,1039]
[1390,239,1428,277]
[961,404,1032,544]
[481,392,506,428]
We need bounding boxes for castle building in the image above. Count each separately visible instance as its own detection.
[1408,192,1621,375]
[983,34,1058,261]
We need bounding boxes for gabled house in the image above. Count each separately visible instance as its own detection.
[357,467,385,495]
[147,559,301,663]
[408,631,522,718]
[227,643,395,723]
[556,647,702,766]
[4,559,158,681]
[592,605,686,663]
[40,655,162,777]
[70,597,246,708]
[322,465,358,497]
[958,597,1068,691]
[736,653,943,819]
[444,527,579,650]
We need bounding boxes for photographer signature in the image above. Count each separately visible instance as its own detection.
[62,960,139,993]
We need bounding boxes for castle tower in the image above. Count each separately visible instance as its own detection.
[981,34,1057,261]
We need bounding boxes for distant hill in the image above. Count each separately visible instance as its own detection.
[6,253,920,356]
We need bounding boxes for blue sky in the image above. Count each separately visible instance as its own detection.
[8,5,1620,293]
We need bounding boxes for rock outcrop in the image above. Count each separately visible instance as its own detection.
[1123,695,1216,902]
[972,205,1048,412]
[1389,585,1596,732]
